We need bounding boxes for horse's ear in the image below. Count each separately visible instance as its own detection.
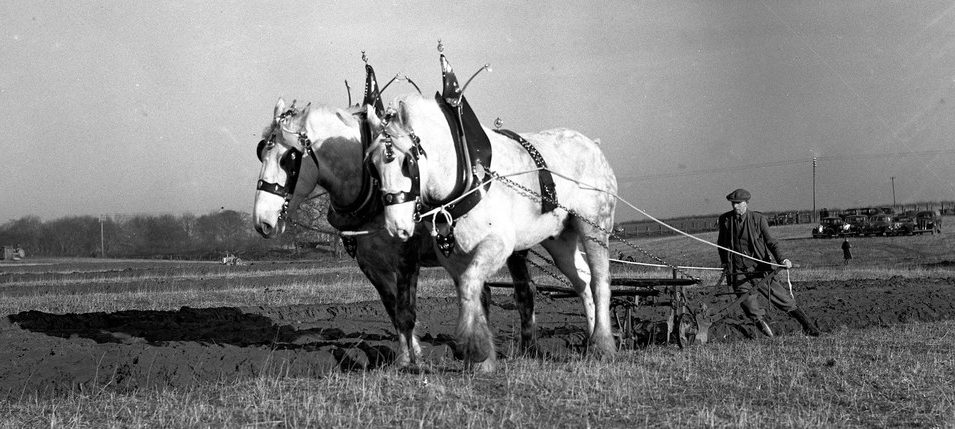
[397,100,411,128]
[274,98,287,120]
[336,108,358,128]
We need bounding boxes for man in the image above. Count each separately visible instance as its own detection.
[841,238,852,265]
[717,188,820,337]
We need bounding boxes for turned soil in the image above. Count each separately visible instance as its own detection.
[2,275,953,398]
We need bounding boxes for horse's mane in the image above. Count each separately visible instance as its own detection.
[378,92,437,149]
[262,102,364,144]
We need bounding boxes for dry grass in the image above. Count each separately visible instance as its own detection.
[1,321,952,428]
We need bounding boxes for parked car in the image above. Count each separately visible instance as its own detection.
[877,207,896,215]
[864,214,900,236]
[842,215,870,236]
[771,211,799,226]
[839,208,858,218]
[812,217,847,238]
[893,215,916,236]
[914,210,943,234]
[859,207,882,217]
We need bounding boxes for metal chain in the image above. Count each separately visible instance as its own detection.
[488,170,701,283]
[526,252,573,288]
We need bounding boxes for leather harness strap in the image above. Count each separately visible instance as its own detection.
[492,128,558,214]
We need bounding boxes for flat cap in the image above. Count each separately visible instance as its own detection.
[726,188,751,203]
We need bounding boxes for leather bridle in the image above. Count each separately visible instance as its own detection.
[372,124,426,217]
[255,113,320,220]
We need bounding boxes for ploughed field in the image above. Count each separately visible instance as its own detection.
[1,223,954,398]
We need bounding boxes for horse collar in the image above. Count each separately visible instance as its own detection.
[427,94,493,222]
[327,114,382,226]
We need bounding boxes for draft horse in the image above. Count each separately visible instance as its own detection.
[367,93,618,372]
[252,97,538,367]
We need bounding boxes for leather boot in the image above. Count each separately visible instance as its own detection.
[754,317,774,337]
[789,308,821,337]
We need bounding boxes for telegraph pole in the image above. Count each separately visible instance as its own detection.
[99,215,106,258]
[812,155,817,223]
[891,176,896,210]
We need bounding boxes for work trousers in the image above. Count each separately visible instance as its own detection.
[731,267,798,319]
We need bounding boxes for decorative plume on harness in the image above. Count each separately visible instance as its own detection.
[438,40,491,108]
[361,51,385,116]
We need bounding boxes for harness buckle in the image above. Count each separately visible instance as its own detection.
[430,208,455,256]
[341,235,358,258]
[436,230,455,257]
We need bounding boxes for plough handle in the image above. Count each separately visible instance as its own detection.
[706,267,785,320]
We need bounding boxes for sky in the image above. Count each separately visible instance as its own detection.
[2,1,954,224]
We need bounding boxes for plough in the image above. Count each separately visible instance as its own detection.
[488,266,785,349]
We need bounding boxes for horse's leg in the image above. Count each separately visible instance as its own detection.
[395,237,423,366]
[541,231,596,335]
[481,283,492,325]
[355,260,407,363]
[356,236,419,368]
[575,221,616,358]
[454,239,509,373]
[505,250,538,355]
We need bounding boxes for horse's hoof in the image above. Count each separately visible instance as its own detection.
[587,334,617,359]
[518,340,543,358]
[455,325,494,363]
[455,339,492,363]
[467,358,497,373]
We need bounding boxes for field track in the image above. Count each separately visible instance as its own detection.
[2,274,953,398]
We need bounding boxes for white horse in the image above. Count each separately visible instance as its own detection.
[367,93,618,372]
[253,98,539,367]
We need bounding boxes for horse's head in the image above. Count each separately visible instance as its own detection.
[366,99,428,241]
[253,98,363,238]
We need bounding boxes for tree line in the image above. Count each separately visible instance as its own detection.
[0,198,337,259]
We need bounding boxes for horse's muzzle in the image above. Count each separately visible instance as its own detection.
[255,219,285,238]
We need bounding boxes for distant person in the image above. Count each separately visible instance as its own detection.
[717,188,821,338]
[841,238,852,265]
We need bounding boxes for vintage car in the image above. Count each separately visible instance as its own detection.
[864,214,901,236]
[771,211,800,226]
[893,215,917,236]
[812,217,848,238]
[914,210,943,234]
[842,214,870,236]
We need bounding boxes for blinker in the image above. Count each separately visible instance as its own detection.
[256,139,267,161]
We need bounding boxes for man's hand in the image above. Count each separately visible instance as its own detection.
[781,259,793,269]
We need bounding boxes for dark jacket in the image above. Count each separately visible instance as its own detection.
[717,210,784,270]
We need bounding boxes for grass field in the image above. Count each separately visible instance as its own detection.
[0,322,952,427]
[1,222,954,427]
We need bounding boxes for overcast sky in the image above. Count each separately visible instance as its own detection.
[2,1,954,223]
